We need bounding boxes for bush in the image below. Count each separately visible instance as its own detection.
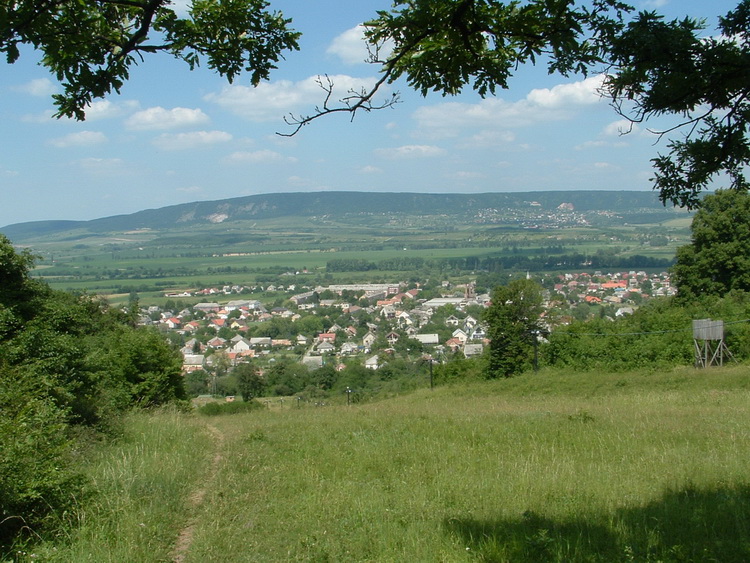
[0,368,84,549]
[198,400,263,416]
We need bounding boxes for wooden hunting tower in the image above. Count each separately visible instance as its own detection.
[693,319,733,368]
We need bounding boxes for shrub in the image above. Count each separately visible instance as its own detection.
[197,400,263,416]
[0,367,84,549]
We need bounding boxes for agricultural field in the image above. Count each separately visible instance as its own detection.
[27,366,750,562]
[9,191,691,305]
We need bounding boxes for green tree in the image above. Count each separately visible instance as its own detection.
[310,363,337,391]
[1,0,300,119]
[235,361,264,401]
[0,234,47,337]
[484,279,544,377]
[209,350,232,378]
[185,369,210,397]
[93,325,186,407]
[672,190,750,300]
[265,360,309,396]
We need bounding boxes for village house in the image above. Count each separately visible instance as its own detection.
[318,332,336,343]
[413,333,439,345]
[316,341,336,354]
[229,336,253,355]
[182,354,205,373]
[362,332,376,351]
[452,329,469,344]
[340,342,359,356]
[463,343,484,358]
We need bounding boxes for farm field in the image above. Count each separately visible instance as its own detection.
[32,366,750,562]
[2,191,689,302]
[29,221,687,304]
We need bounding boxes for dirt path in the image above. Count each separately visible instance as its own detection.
[170,422,225,563]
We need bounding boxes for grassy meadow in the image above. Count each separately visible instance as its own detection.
[28,366,750,562]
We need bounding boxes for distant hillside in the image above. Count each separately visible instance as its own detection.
[2,190,671,242]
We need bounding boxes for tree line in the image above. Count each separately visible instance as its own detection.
[327,252,673,274]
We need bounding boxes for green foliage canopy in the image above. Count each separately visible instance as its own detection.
[484,278,544,377]
[1,0,300,119]
[235,361,264,400]
[672,190,750,300]
[605,3,750,208]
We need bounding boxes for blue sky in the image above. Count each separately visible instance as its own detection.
[0,0,739,227]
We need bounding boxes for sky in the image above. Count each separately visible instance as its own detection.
[0,0,739,228]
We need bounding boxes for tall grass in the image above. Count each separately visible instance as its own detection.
[183,366,750,562]
[30,367,750,562]
[25,409,212,562]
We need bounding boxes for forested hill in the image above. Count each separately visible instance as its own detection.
[2,190,670,241]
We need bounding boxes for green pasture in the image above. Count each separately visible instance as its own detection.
[21,210,689,302]
[36,246,517,294]
[31,366,750,562]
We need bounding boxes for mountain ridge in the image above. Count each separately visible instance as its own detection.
[2,190,672,242]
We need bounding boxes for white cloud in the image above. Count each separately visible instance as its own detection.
[603,119,639,137]
[526,76,605,108]
[327,25,394,65]
[641,0,668,8]
[15,78,56,97]
[126,106,210,131]
[413,75,606,138]
[205,75,380,122]
[287,175,315,188]
[152,130,232,150]
[451,170,485,180]
[84,100,140,121]
[575,140,617,150]
[225,149,291,163]
[176,185,204,194]
[593,162,617,169]
[49,131,107,148]
[360,165,382,174]
[77,157,126,174]
[23,100,139,123]
[457,130,516,149]
[21,110,57,124]
[374,145,446,159]
[327,25,371,65]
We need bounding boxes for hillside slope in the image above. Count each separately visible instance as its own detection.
[2,190,672,242]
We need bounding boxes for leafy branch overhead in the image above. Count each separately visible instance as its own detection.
[0,0,301,119]
[287,0,750,209]
[605,4,750,208]
[281,0,631,134]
